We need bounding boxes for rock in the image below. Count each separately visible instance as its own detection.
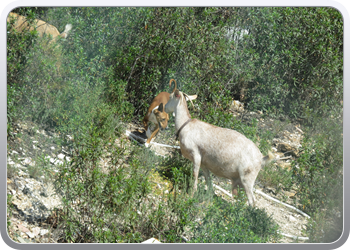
[22,157,35,166]
[11,176,62,224]
[8,158,15,165]
[229,100,244,112]
[40,229,49,236]
[17,224,29,233]
[277,142,293,152]
[50,158,63,165]
[26,231,35,238]
[57,153,65,160]
[142,238,162,243]
[285,191,296,198]
[32,227,41,237]
[17,236,31,243]
[279,162,292,170]
[289,215,297,222]
[277,142,299,157]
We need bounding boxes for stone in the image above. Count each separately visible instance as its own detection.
[40,229,49,236]
[26,231,35,238]
[277,142,299,157]
[229,100,244,112]
[289,215,297,222]
[32,227,41,237]
[17,224,29,233]
[142,238,162,243]
[57,153,65,160]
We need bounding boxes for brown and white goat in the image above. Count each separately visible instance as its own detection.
[142,91,171,148]
[142,79,197,147]
[164,85,273,206]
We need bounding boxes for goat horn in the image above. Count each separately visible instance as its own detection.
[183,92,196,111]
[169,79,177,93]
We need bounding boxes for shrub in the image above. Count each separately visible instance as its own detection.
[189,195,281,243]
[244,7,343,119]
[291,114,343,242]
[7,10,39,134]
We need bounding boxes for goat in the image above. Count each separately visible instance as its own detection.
[7,12,72,43]
[164,84,273,206]
[7,12,72,75]
[143,79,197,147]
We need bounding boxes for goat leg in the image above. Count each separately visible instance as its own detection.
[191,155,202,195]
[202,168,213,192]
[240,177,256,207]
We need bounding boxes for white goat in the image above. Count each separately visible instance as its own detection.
[164,86,273,206]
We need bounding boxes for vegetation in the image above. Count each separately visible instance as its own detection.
[7,7,343,243]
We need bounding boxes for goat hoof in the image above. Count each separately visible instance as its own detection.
[145,143,150,148]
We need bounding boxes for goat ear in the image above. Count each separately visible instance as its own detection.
[175,89,180,98]
[158,103,164,112]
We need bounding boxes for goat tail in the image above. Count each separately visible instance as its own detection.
[61,24,72,39]
[261,151,274,168]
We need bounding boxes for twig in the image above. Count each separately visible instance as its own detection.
[254,189,311,219]
[127,56,141,85]
[151,142,180,149]
[125,130,180,149]
[278,231,309,241]
[278,156,292,161]
[125,130,144,146]
[295,126,304,134]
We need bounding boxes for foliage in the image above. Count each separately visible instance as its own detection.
[7,6,343,243]
[291,115,343,242]
[158,150,193,191]
[7,10,39,134]
[55,138,199,243]
[7,7,343,127]
[189,195,280,243]
[244,7,343,119]
[105,7,233,118]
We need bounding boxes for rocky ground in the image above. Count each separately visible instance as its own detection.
[6,106,311,244]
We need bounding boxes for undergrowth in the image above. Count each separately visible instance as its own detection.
[7,7,343,243]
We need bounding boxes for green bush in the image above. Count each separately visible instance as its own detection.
[8,7,343,128]
[7,10,39,134]
[243,7,343,119]
[291,114,342,242]
[55,139,199,243]
[189,195,280,243]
